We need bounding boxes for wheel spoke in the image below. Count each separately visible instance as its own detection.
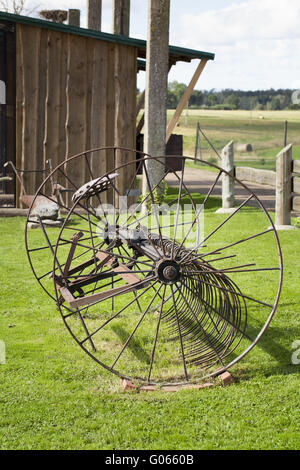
[147,284,167,382]
[110,283,163,369]
[79,279,158,344]
[170,285,189,381]
[26,151,282,385]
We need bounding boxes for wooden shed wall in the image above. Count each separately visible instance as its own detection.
[15,23,137,206]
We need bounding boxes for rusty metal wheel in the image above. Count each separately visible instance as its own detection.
[25,148,282,385]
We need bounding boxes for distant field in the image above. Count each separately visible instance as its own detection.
[166,109,300,171]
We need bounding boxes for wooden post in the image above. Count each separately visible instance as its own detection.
[283,120,288,147]
[166,58,207,143]
[275,144,293,227]
[68,9,80,27]
[113,0,130,36]
[136,90,145,117]
[216,141,235,213]
[142,0,170,196]
[194,122,200,159]
[136,64,172,137]
[87,0,102,30]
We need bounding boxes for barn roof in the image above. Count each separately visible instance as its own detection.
[0,11,215,67]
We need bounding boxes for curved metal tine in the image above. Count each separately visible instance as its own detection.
[185,262,257,275]
[79,279,158,345]
[181,277,250,342]
[171,157,185,259]
[187,266,280,275]
[194,228,273,259]
[177,283,226,366]
[181,273,274,309]
[175,170,223,257]
[147,284,167,382]
[201,254,237,264]
[180,279,222,336]
[141,159,167,257]
[180,194,254,264]
[212,267,280,274]
[110,283,164,370]
[170,285,189,381]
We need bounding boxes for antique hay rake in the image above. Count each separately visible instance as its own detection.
[25,147,282,386]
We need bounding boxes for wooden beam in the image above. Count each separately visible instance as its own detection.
[136,90,145,117]
[292,196,300,212]
[235,167,276,187]
[166,58,208,143]
[136,64,172,137]
[142,0,170,194]
[68,9,80,26]
[113,0,130,36]
[87,0,102,31]
[293,160,300,174]
[293,176,300,194]
[275,144,292,226]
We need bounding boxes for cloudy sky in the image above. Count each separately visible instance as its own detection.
[21,0,300,91]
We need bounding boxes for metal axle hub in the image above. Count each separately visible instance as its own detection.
[156,259,181,284]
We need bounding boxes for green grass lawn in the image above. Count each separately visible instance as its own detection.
[1,201,300,449]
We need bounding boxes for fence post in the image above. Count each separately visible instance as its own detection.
[275,144,293,228]
[194,122,200,160]
[216,141,235,213]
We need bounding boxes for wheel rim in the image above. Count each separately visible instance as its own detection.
[25,148,282,385]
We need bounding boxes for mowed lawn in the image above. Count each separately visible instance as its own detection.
[166,109,300,170]
[1,204,300,450]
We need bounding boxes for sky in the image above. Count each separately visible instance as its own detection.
[19,0,300,92]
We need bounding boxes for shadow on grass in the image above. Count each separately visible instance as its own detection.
[246,325,294,365]
[235,324,300,381]
[111,324,150,364]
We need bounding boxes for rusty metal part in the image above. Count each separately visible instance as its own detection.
[25,149,283,386]
[72,173,119,202]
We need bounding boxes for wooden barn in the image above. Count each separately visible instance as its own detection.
[0,11,214,208]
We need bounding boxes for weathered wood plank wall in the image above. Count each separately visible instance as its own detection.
[15,23,137,206]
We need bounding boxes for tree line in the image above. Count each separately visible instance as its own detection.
[161,83,299,110]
